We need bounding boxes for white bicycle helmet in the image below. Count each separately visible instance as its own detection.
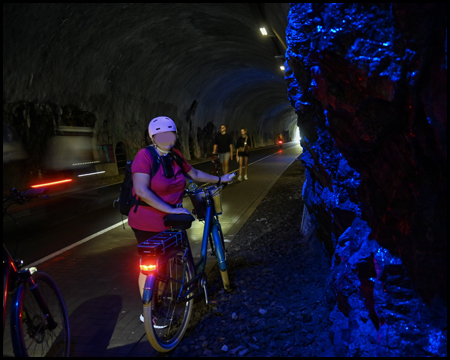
[148,116,177,137]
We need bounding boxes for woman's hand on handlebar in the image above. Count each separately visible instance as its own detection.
[221,172,236,183]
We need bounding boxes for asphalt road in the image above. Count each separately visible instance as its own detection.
[3,143,295,265]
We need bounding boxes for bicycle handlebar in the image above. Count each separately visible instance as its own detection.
[3,187,49,205]
[185,172,236,196]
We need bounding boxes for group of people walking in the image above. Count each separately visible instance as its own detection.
[213,124,251,181]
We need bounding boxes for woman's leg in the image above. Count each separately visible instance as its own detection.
[139,272,146,298]
[239,155,243,178]
[133,228,159,299]
[244,156,249,177]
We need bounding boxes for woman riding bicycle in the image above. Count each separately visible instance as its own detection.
[129,116,234,320]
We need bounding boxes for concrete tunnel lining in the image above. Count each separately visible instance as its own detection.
[3,3,293,169]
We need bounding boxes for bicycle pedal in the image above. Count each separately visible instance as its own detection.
[208,300,219,305]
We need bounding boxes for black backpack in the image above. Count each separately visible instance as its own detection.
[114,145,187,217]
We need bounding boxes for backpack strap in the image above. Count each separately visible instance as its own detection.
[169,150,188,173]
[147,145,187,176]
[146,145,162,179]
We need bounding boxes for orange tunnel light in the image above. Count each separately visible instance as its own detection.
[31,179,73,188]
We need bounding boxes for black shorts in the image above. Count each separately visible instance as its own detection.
[237,151,249,158]
[132,228,160,245]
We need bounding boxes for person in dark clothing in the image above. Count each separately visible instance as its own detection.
[213,124,233,174]
[235,128,251,181]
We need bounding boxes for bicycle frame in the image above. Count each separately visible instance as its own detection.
[211,154,221,175]
[142,186,226,305]
[3,187,70,357]
[3,244,59,341]
[3,245,17,338]
[197,201,225,273]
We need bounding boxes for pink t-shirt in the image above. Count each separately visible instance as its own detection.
[128,147,192,232]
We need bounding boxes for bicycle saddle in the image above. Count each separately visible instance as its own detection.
[164,213,195,230]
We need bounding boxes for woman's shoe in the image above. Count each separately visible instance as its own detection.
[238,176,242,181]
[140,314,144,322]
[244,175,248,180]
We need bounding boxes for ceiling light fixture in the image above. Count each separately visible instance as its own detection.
[260,27,268,36]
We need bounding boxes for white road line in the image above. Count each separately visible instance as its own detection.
[25,219,128,268]
[26,144,300,268]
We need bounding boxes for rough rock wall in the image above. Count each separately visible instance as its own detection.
[286,3,446,357]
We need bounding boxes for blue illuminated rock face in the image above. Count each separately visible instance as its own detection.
[286,3,447,357]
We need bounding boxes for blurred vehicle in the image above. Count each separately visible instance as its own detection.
[35,126,102,189]
[3,125,27,163]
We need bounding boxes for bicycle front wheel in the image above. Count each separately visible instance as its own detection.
[11,271,70,357]
[143,250,195,352]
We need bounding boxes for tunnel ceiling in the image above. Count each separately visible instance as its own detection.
[3,3,294,156]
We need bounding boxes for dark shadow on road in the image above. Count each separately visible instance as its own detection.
[69,295,122,357]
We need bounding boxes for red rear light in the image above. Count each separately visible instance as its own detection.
[140,258,157,274]
[278,140,283,144]
[140,264,157,272]
[31,179,73,188]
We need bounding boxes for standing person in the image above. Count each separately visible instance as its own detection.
[130,116,235,321]
[213,124,233,175]
[236,128,251,181]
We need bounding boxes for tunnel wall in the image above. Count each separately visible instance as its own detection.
[286,3,447,356]
[3,4,296,191]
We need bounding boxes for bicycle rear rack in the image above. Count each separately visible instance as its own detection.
[138,230,184,256]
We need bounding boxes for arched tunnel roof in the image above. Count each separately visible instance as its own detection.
[3,3,295,156]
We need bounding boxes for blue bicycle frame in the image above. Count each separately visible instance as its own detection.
[197,199,226,273]
[141,184,228,305]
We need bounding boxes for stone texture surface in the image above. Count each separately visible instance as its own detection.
[285,3,447,357]
[165,158,338,357]
[3,3,293,166]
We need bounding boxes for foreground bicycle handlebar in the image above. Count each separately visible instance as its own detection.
[184,172,236,196]
[3,187,49,214]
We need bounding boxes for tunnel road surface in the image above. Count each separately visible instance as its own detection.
[3,143,302,357]
[3,143,300,266]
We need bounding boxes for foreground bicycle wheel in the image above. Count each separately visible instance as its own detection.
[143,251,195,352]
[11,271,70,357]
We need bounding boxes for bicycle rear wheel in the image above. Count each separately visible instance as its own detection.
[11,271,70,357]
[143,250,195,352]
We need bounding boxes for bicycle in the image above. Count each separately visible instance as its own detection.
[3,188,70,357]
[210,153,222,176]
[137,174,235,352]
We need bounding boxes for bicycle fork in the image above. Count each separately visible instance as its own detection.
[10,268,59,353]
[22,269,58,331]
[211,225,226,272]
